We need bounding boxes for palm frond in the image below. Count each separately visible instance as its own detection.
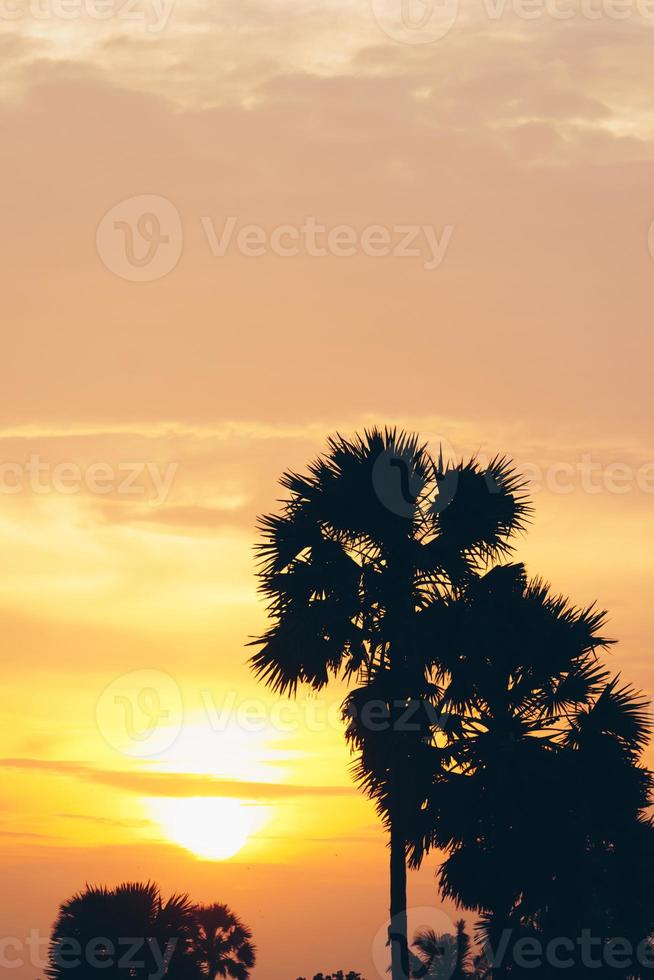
[433,456,532,562]
[566,676,651,756]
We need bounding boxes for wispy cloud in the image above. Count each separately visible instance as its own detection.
[0,758,355,799]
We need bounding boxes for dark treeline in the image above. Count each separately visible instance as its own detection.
[46,883,255,980]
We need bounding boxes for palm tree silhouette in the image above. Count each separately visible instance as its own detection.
[419,564,654,976]
[193,903,256,980]
[534,680,654,979]
[250,428,529,980]
[47,884,257,980]
[46,881,201,980]
[411,919,472,980]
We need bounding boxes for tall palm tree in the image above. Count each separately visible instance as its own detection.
[193,903,256,980]
[249,428,530,980]
[418,564,654,977]
[47,881,201,980]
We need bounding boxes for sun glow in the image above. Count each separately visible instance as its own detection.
[148,796,270,861]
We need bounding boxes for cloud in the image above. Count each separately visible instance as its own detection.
[0,63,652,447]
[58,812,150,827]
[0,758,355,799]
[98,503,250,532]
[0,829,55,839]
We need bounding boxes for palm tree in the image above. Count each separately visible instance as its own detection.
[193,904,256,980]
[47,884,257,980]
[419,565,654,977]
[411,919,472,980]
[249,428,530,980]
[46,881,201,980]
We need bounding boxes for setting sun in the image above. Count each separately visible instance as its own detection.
[148,796,270,861]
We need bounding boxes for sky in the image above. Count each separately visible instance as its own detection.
[1,0,654,976]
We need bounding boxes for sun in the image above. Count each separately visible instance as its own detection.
[148,797,269,861]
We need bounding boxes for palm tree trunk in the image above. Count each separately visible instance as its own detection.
[388,560,413,980]
[389,817,410,980]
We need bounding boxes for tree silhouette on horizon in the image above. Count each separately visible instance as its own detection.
[249,428,530,980]
[46,883,256,980]
[411,918,473,980]
[295,973,365,980]
[194,903,256,980]
[46,882,200,980]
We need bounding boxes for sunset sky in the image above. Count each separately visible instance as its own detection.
[1,0,654,976]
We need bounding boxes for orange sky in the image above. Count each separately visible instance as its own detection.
[1,1,654,977]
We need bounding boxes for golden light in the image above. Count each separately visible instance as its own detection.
[148,796,270,861]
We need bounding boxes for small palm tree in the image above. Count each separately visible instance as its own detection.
[46,881,200,980]
[411,919,472,980]
[250,428,529,980]
[47,884,257,980]
[193,904,256,980]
